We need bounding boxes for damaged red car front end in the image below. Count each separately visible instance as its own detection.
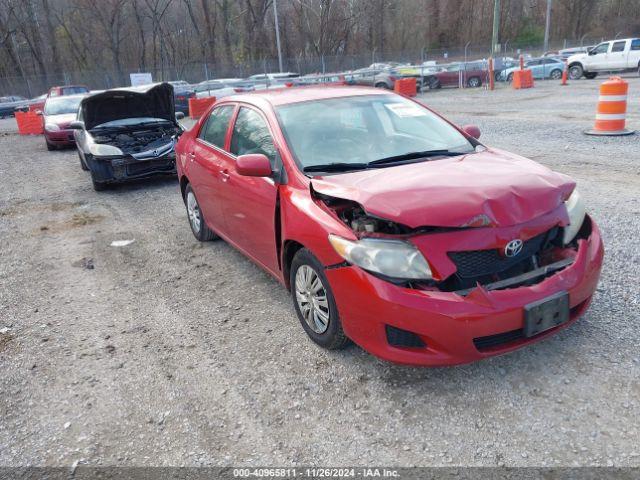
[177,86,603,366]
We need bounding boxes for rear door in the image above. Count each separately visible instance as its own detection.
[189,104,236,235]
[222,105,280,274]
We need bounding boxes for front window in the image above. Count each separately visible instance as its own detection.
[62,86,89,95]
[592,43,609,54]
[277,95,475,174]
[44,96,83,115]
[230,107,277,166]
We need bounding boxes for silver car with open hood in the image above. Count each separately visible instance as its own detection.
[71,83,184,191]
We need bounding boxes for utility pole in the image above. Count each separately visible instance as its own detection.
[491,0,501,55]
[543,0,552,53]
[273,0,284,73]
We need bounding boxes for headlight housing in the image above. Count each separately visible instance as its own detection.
[89,143,123,157]
[328,234,432,280]
[563,189,586,244]
[44,123,60,132]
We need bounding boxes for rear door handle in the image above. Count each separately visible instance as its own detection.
[220,169,230,181]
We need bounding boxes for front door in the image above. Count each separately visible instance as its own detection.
[222,106,280,274]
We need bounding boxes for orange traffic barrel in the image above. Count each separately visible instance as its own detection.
[585,76,634,136]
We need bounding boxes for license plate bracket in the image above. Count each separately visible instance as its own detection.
[523,291,570,338]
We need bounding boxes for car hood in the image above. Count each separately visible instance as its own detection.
[44,113,76,126]
[310,149,575,228]
[567,53,588,63]
[80,83,176,130]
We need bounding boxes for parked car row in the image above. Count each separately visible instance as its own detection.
[24,79,606,367]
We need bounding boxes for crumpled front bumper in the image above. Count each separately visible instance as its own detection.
[325,218,604,366]
[87,151,176,183]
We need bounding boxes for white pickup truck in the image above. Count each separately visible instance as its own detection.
[567,38,640,79]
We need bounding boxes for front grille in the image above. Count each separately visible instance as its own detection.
[473,329,524,351]
[385,325,426,348]
[126,159,175,176]
[449,230,552,279]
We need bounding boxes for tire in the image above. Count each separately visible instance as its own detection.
[78,151,89,171]
[568,64,583,80]
[550,69,563,80]
[467,76,481,88]
[374,82,389,89]
[46,142,56,151]
[427,76,440,89]
[184,183,217,241]
[584,72,598,79]
[290,248,349,350]
[91,177,107,191]
[507,72,514,82]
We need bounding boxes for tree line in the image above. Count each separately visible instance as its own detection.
[1,0,639,87]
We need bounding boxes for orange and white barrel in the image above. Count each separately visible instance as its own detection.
[585,76,634,136]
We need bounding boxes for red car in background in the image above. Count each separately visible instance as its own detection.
[43,94,85,150]
[48,85,89,97]
[426,62,488,89]
[175,86,603,366]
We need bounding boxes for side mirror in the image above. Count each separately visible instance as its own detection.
[69,120,85,130]
[236,153,272,177]
[462,124,481,139]
[175,111,185,120]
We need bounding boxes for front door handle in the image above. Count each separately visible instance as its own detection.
[220,169,230,181]
[187,152,196,162]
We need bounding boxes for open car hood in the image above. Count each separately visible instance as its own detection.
[311,149,575,228]
[81,83,176,130]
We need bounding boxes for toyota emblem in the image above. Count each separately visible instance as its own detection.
[504,239,523,257]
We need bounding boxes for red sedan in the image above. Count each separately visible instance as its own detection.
[43,94,85,150]
[175,86,603,366]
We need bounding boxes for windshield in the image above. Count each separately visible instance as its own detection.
[276,95,475,173]
[93,117,170,129]
[44,96,83,115]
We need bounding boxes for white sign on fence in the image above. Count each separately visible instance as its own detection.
[130,73,153,86]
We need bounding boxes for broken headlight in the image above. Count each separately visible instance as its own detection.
[563,189,586,245]
[89,143,123,157]
[328,234,432,280]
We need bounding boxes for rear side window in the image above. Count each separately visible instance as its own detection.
[230,107,276,166]
[612,41,626,53]
[631,39,640,51]
[199,105,234,148]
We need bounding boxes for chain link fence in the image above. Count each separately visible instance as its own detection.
[0,39,605,98]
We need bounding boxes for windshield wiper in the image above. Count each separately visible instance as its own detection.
[303,162,369,173]
[367,149,468,166]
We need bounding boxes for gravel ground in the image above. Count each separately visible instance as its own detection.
[0,77,639,468]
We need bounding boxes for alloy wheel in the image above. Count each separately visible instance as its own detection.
[295,265,330,334]
[187,191,201,233]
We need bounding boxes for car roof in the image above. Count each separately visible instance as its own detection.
[222,85,390,108]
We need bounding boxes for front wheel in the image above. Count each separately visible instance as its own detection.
[550,69,563,80]
[184,184,217,241]
[290,248,349,350]
[507,72,514,82]
[568,64,583,79]
[46,141,56,151]
[374,82,389,89]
